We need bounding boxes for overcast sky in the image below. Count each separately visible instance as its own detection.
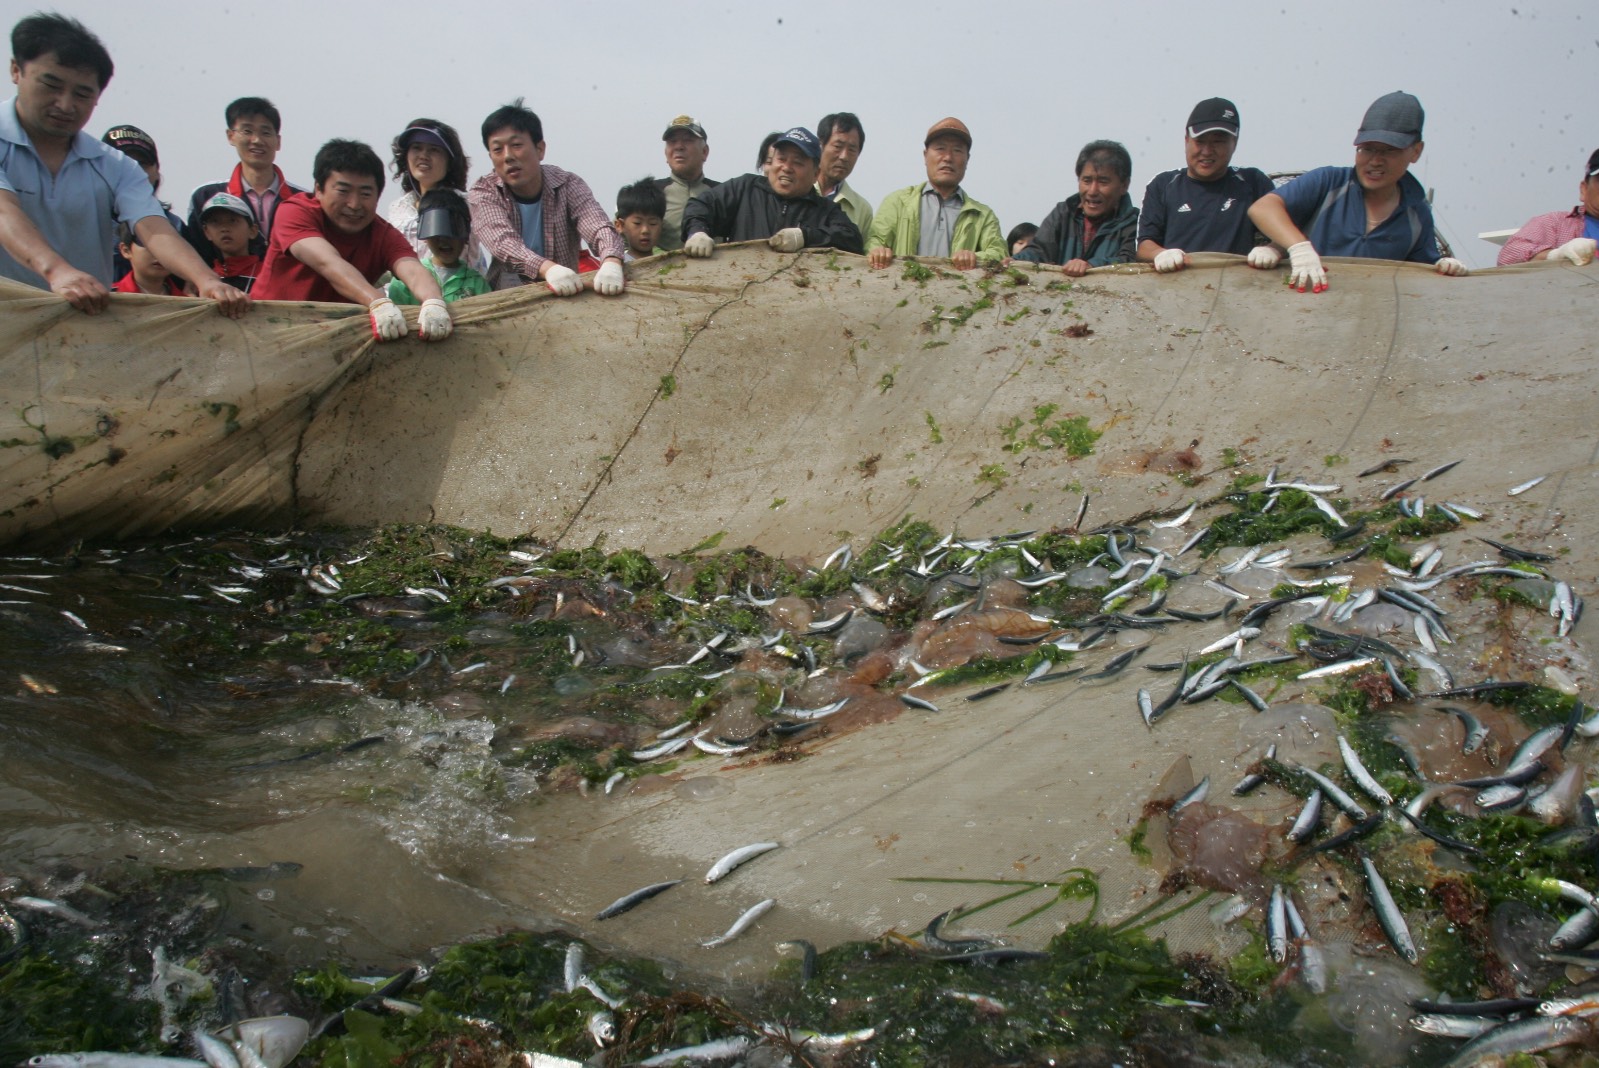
[38,0,1595,269]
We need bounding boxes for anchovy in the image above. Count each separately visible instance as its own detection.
[777,939,816,983]
[1137,689,1155,728]
[691,732,748,756]
[1310,495,1348,527]
[10,896,101,928]
[701,898,774,948]
[1361,854,1417,963]
[705,842,779,884]
[924,907,998,954]
[1287,790,1324,843]
[1298,657,1377,680]
[587,1011,617,1047]
[930,598,973,621]
[562,943,586,994]
[1172,776,1209,812]
[1267,884,1289,963]
[1229,678,1271,713]
[1411,997,1543,1017]
[780,697,849,720]
[1477,784,1527,812]
[1151,501,1198,529]
[595,879,682,920]
[1175,525,1210,557]
[1437,1015,1589,1068]
[900,694,941,712]
[638,1036,754,1066]
[821,543,852,570]
[1290,545,1370,571]
[1167,601,1237,623]
[630,737,690,762]
[1410,1014,1501,1039]
[1509,725,1563,776]
[1232,744,1276,795]
[805,609,853,635]
[1199,626,1262,656]
[1380,477,1419,501]
[1508,475,1547,496]
[1081,647,1144,680]
[1338,736,1394,806]
[24,1058,207,1067]
[1291,764,1369,822]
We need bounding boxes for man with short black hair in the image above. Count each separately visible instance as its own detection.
[252,139,452,343]
[0,13,248,316]
[469,99,625,296]
[681,127,863,257]
[1137,98,1278,273]
[866,117,1004,271]
[186,97,301,266]
[1248,91,1465,292]
[655,116,718,252]
[1014,140,1139,277]
[1497,148,1599,266]
[815,112,872,240]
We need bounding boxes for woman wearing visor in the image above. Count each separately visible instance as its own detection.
[387,119,484,269]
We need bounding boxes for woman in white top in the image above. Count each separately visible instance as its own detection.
[387,119,483,268]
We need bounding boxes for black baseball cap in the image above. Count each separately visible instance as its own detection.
[1186,98,1239,138]
[102,124,158,165]
[1355,91,1424,149]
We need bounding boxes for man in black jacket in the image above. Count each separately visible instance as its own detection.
[681,127,862,256]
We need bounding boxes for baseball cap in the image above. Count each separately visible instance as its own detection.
[102,124,158,165]
[401,126,454,157]
[773,127,821,161]
[662,115,707,140]
[1186,98,1239,138]
[924,117,972,149]
[199,192,256,224]
[1355,91,1424,148]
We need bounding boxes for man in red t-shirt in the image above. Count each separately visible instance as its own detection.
[252,139,452,341]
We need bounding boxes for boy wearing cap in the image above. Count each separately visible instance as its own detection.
[681,127,863,257]
[866,118,1004,270]
[1497,148,1599,267]
[1137,99,1277,272]
[1248,91,1466,292]
[197,193,261,292]
[655,116,718,252]
[388,188,489,305]
[186,97,302,267]
[253,138,452,343]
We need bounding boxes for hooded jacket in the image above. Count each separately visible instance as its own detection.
[1014,192,1138,268]
[681,173,863,253]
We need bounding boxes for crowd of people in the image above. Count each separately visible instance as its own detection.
[2,13,1595,345]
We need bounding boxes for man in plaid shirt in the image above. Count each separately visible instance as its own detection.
[1497,147,1599,266]
[468,99,625,296]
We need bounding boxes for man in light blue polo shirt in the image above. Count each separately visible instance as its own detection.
[0,13,248,316]
[1247,91,1467,292]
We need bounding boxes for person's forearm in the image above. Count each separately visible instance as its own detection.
[0,189,76,281]
[1136,238,1166,263]
[392,257,443,303]
[289,238,383,304]
[138,218,223,289]
[1247,194,1307,250]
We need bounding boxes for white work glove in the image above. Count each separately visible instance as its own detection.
[544,263,581,296]
[592,259,625,296]
[1153,248,1186,273]
[368,296,406,342]
[417,297,453,341]
[1434,256,1468,277]
[1246,245,1282,269]
[769,227,805,253]
[684,232,715,258]
[1286,241,1327,293]
[1550,237,1597,266]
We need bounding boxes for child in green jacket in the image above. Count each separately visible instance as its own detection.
[389,188,490,304]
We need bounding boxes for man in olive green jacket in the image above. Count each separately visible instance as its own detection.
[866,117,1004,270]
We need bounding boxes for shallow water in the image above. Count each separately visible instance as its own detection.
[0,499,1593,1065]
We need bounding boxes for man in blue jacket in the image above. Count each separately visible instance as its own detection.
[1013,140,1137,277]
[1247,91,1467,292]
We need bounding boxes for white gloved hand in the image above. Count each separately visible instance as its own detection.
[1286,241,1327,292]
[417,297,453,341]
[368,296,406,342]
[769,227,805,253]
[1551,237,1597,266]
[544,263,582,296]
[1247,245,1282,269]
[1152,248,1186,273]
[592,259,625,296]
[684,232,715,258]
[1434,256,1468,277]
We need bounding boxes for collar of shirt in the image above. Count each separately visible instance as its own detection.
[0,99,99,167]
[921,184,965,207]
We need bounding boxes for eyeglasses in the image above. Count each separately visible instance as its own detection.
[1355,144,1406,159]
[230,124,278,140]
